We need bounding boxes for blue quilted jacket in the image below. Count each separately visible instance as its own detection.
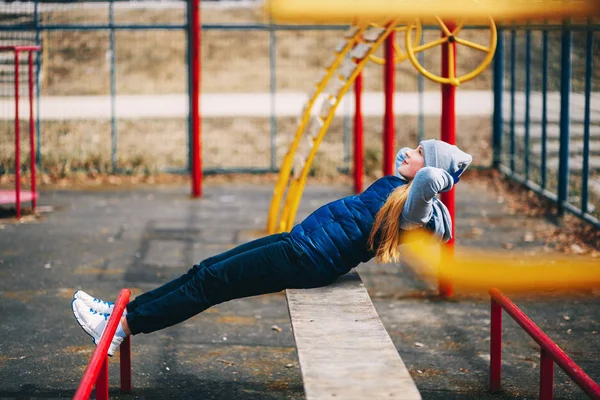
[290,175,403,274]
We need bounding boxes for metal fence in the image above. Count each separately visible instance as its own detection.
[493,22,600,228]
[1,1,490,180]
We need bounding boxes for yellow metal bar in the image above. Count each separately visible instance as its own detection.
[265,25,368,234]
[281,22,398,231]
[454,37,490,53]
[268,0,600,24]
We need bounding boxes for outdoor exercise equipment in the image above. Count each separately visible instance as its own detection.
[264,0,599,297]
[266,19,497,234]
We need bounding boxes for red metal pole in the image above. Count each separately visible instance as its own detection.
[540,348,555,400]
[120,336,132,393]
[490,288,600,399]
[383,32,395,176]
[96,357,109,400]
[490,297,502,392]
[439,21,457,297]
[190,0,202,197]
[14,50,21,219]
[28,52,36,211]
[74,289,131,400]
[353,72,364,193]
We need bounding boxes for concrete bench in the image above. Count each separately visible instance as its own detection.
[286,270,421,400]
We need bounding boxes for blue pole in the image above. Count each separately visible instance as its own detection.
[524,29,531,180]
[541,29,548,189]
[492,28,504,169]
[34,0,41,169]
[557,21,572,217]
[269,24,277,172]
[109,0,117,172]
[509,29,516,172]
[581,28,593,215]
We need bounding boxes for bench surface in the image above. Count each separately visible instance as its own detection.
[286,270,421,400]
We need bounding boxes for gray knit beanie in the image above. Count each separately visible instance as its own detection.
[419,139,473,178]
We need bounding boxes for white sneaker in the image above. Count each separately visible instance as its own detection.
[74,290,115,314]
[71,298,124,356]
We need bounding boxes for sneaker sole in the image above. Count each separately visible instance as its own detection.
[71,298,116,357]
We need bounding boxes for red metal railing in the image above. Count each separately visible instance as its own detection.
[490,288,600,399]
[73,289,132,400]
[1,45,41,219]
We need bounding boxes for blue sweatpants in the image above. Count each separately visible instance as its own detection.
[125,233,340,335]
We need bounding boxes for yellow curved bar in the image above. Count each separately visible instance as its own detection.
[281,22,398,231]
[268,0,600,24]
[368,24,422,65]
[404,17,497,86]
[266,25,368,234]
[402,230,600,292]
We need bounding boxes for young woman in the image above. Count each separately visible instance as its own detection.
[72,139,472,356]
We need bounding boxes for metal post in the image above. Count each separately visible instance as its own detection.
[28,52,36,211]
[269,23,277,172]
[557,21,572,217]
[96,357,109,400]
[439,20,457,298]
[120,336,132,393]
[354,72,364,194]
[34,0,41,169]
[417,34,425,143]
[492,28,504,169]
[490,298,502,392]
[15,50,21,220]
[541,29,549,189]
[524,29,531,180]
[189,0,202,197]
[581,28,593,214]
[383,32,395,176]
[109,0,118,172]
[540,348,555,400]
[509,29,516,172]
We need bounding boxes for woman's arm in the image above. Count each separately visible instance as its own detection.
[400,167,453,229]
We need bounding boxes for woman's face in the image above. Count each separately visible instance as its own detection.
[397,145,425,179]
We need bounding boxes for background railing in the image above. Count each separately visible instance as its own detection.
[493,22,600,228]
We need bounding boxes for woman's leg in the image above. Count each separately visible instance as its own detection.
[126,233,285,313]
[125,235,328,335]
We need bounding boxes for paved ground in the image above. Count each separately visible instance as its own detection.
[0,178,598,399]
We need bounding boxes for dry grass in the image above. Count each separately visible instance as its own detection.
[39,6,496,95]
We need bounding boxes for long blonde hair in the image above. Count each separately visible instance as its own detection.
[367,181,413,263]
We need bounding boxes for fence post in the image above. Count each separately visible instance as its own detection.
[490,297,502,392]
[524,29,531,180]
[581,27,593,214]
[540,348,555,400]
[492,28,504,169]
[109,0,118,173]
[557,20,572,217]
[269,21,277,172]
[509,29,516,172]
[541,29,549,189]
[28,52,36,211]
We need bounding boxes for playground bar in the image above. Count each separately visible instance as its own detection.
[28,52,36,210]
[188,0,202,197]
[489,288,600,399]
[73,289,132,400]
[557,21,572,217]
[353,72,364,194]
[439,21,457,298]
[0,45,41,219]
[581,28,593,214]
[383,32,395,176]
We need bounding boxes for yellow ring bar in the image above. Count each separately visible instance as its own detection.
[268,0,600,24]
